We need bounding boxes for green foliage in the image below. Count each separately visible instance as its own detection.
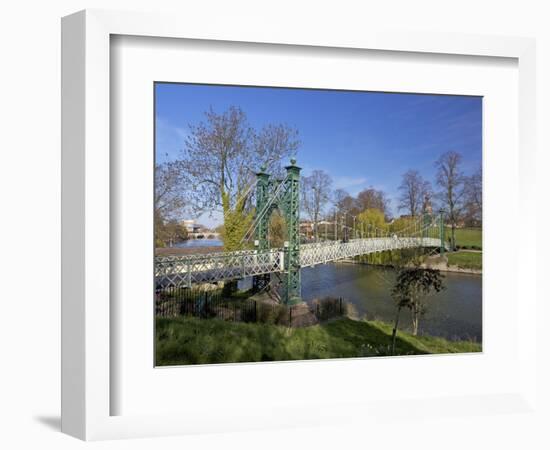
[390,216,416,234]
[155,316,481,366]
[221,191,254,251]
[392,268,445,307]
[391,267,445,336]
[155,215,188,247]
[357,208,388,237]
[447,251,482,270]
[355,247,431,267]
[268,209,287,248]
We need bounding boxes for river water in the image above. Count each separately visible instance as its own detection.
[174,239,482,342]
[301,263,482,342]
[174,239,223,248]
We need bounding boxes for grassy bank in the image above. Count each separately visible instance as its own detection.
[156,316,481,366]
[446,251,482,270]
[447,227,482,249]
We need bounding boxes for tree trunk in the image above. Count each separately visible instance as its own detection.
[391,306,402,355]
[451,223,456,251]
[411,305,419,336]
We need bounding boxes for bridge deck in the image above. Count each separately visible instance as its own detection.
[155,237,445,288]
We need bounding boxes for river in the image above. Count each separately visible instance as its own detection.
[300,263,482,342]
[175,239,481,342]
[174,238,223,248]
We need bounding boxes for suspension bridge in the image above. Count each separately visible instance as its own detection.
[155,159,448,304]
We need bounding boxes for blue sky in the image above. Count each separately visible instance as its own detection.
[156,83,482,228]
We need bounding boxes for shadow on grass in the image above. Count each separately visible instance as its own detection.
[321,318,428,356]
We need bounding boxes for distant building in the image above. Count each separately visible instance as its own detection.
[182,219,201,234]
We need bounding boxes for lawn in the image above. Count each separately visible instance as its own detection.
[155,316,481,366]
[446,251,482,270]
[446,227,482,249]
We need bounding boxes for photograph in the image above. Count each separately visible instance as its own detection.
[154,83,483,366]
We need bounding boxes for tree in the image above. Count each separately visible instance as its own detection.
[155,218,188,248]
[390,216,416,235]
[333,189,355,215]
[180,106,299,251]
[355,188,390,218]
[397,170,432,217]
[464,167,482,226]
[155,161,187,221]
[357,208,387,237]
[301,170,333,241]
[155,161,188,247]
[390,268,445,353]
[434,151,466,250]
[268,209,287,248]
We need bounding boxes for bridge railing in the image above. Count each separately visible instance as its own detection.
[155,248,285,288]
[300,237,443,267]
[156,237,447,286]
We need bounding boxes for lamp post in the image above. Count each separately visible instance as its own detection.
[438,208,446,254]
[334,211,337,241]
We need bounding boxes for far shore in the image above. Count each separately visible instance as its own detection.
[156,246,224,256]
[339,257,482,275]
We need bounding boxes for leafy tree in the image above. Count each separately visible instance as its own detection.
[390,216,416,235]
[390,268,445,353]
[357,208,388,237]
[219,193,254,251]
[435,151,466,250]
[268,209,287,248]
[397,169,432,217]
[155,217,188,248]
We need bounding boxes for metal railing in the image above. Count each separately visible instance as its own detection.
[155,237,446,288]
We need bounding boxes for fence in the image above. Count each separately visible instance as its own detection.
[155,286,345,327]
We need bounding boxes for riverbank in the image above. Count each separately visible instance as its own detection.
[339,251,482,274]
[155,316,481,366]
[156,246,224,256]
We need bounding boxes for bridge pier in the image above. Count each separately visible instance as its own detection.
[281,159,302,305]
[253,159,303,305]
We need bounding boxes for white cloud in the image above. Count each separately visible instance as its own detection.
[333,176,368,191]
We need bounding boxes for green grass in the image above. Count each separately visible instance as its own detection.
[447,227,482,249]
[155,316,481,366]
[446,251,482,270]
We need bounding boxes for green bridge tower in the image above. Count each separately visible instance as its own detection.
[253,158,302,305]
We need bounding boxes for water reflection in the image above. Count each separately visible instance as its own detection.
[301,263,482,342]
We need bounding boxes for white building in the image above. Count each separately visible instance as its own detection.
[182,219,201,234]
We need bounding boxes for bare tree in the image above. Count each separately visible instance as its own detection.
[397,170,432,217]
[355,187,390,218]
[333,189,355,216]
[464,167,482,226]
[155,160,187,221]
[434,151,466,249]
[179,106,299,250]
[301,170,333,241]
[154,161,189,247]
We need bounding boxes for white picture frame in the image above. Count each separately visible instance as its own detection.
[61,9,537,441]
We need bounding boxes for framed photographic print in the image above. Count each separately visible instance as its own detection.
[62,9,537,440]
[153,82,482,367]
